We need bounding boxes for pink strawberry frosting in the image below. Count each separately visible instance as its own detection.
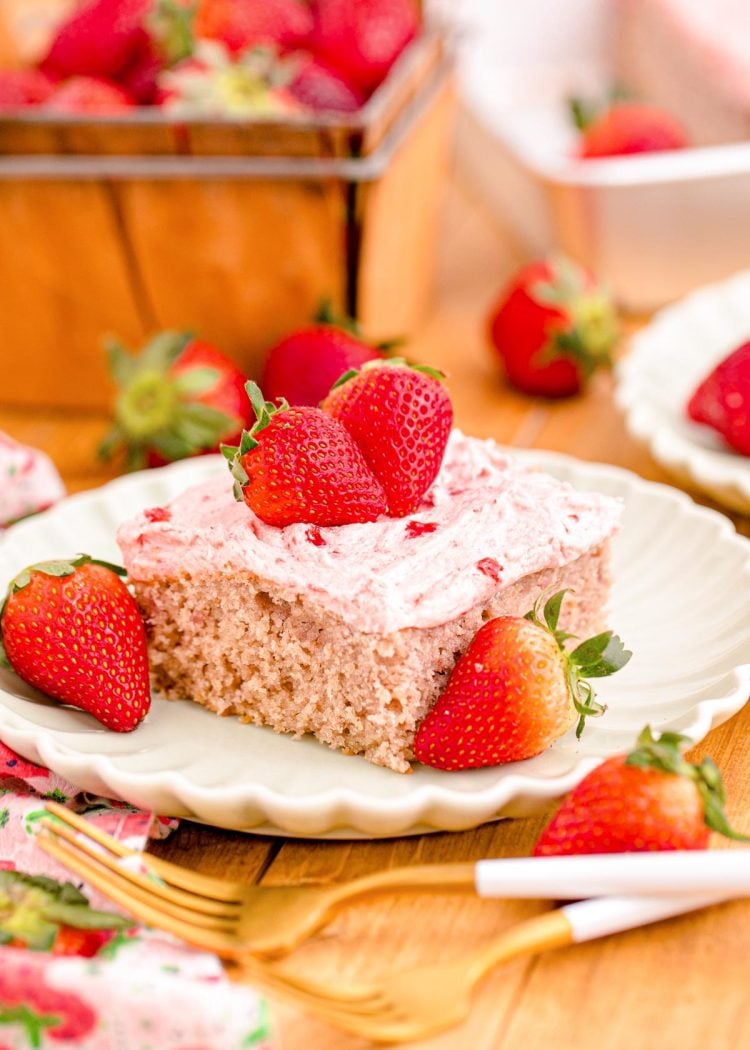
[0,431,66,527]
[117,431,621,634]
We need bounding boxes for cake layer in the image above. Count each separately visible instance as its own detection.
[118,432,621,634]
[136,544,612,773]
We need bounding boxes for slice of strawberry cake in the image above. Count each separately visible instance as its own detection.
[118,428,621,773]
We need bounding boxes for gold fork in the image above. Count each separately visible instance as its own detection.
[37,803,727,1042]
[37,801,484,956]
[229,892,726,1042]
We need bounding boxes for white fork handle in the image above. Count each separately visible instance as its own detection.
[562,892,731,942]
[474,850,750,899]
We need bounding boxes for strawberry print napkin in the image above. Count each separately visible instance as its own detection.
[0,432,65,529]
[0,742,273,1050]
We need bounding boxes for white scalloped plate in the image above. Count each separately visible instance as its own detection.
[616,270,750,514]
[0,452,749,839]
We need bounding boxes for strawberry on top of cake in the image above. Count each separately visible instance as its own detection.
[118,429,620,636]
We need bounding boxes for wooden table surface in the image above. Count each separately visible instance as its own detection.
[2,176,750,1050]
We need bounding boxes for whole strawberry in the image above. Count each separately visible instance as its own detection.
[488,257,619,398]
[224,381,387,526]
[289,58,364,113]
[534,726,747,855]
[45,77,135,115]
[194,0,313,54]
[572,98,688,158]
[686,340,750,457]
[321,361,452,516]
[99,331,250,470]
[261,324,382,406]
[414,590,631,771]
[0,70,56,112]
[310,0,419,94]
[40,0,151,82]
[0,555,150,732]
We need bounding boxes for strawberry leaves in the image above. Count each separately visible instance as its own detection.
[222,381,290,501]
[625,726,748,842]
[525,590,632,738]
[100,331,241,470]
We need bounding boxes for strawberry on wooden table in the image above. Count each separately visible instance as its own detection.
[414,591,631,771]
[534,726,747,855]
[488,256,619,398]
[0,555,150,732]
[686,339,750,456]
[225,381,387,526]
[100,331,250,470]
[321,360,453,516]
[571,97,689,158]
[261,322,382,406]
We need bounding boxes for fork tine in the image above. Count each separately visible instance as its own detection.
[36,832,247,956]
[45,801,245,902]
[240,958,386,1010]
[39,818,239,921]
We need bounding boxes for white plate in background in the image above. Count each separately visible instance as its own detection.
[0,452,748,838]
[616,269,750,515]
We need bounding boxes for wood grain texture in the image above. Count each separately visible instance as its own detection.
[1,174,749,1050]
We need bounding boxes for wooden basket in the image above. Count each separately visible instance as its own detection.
[0,34,455,409]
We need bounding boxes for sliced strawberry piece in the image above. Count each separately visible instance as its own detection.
[686,340,750,456]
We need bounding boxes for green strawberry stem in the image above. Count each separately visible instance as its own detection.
[531,256,619,378]
[625,726,749,842]
[221,381,289,501]
[524,589,632,738]
[99,331,235,470]
[0,555,126,669]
